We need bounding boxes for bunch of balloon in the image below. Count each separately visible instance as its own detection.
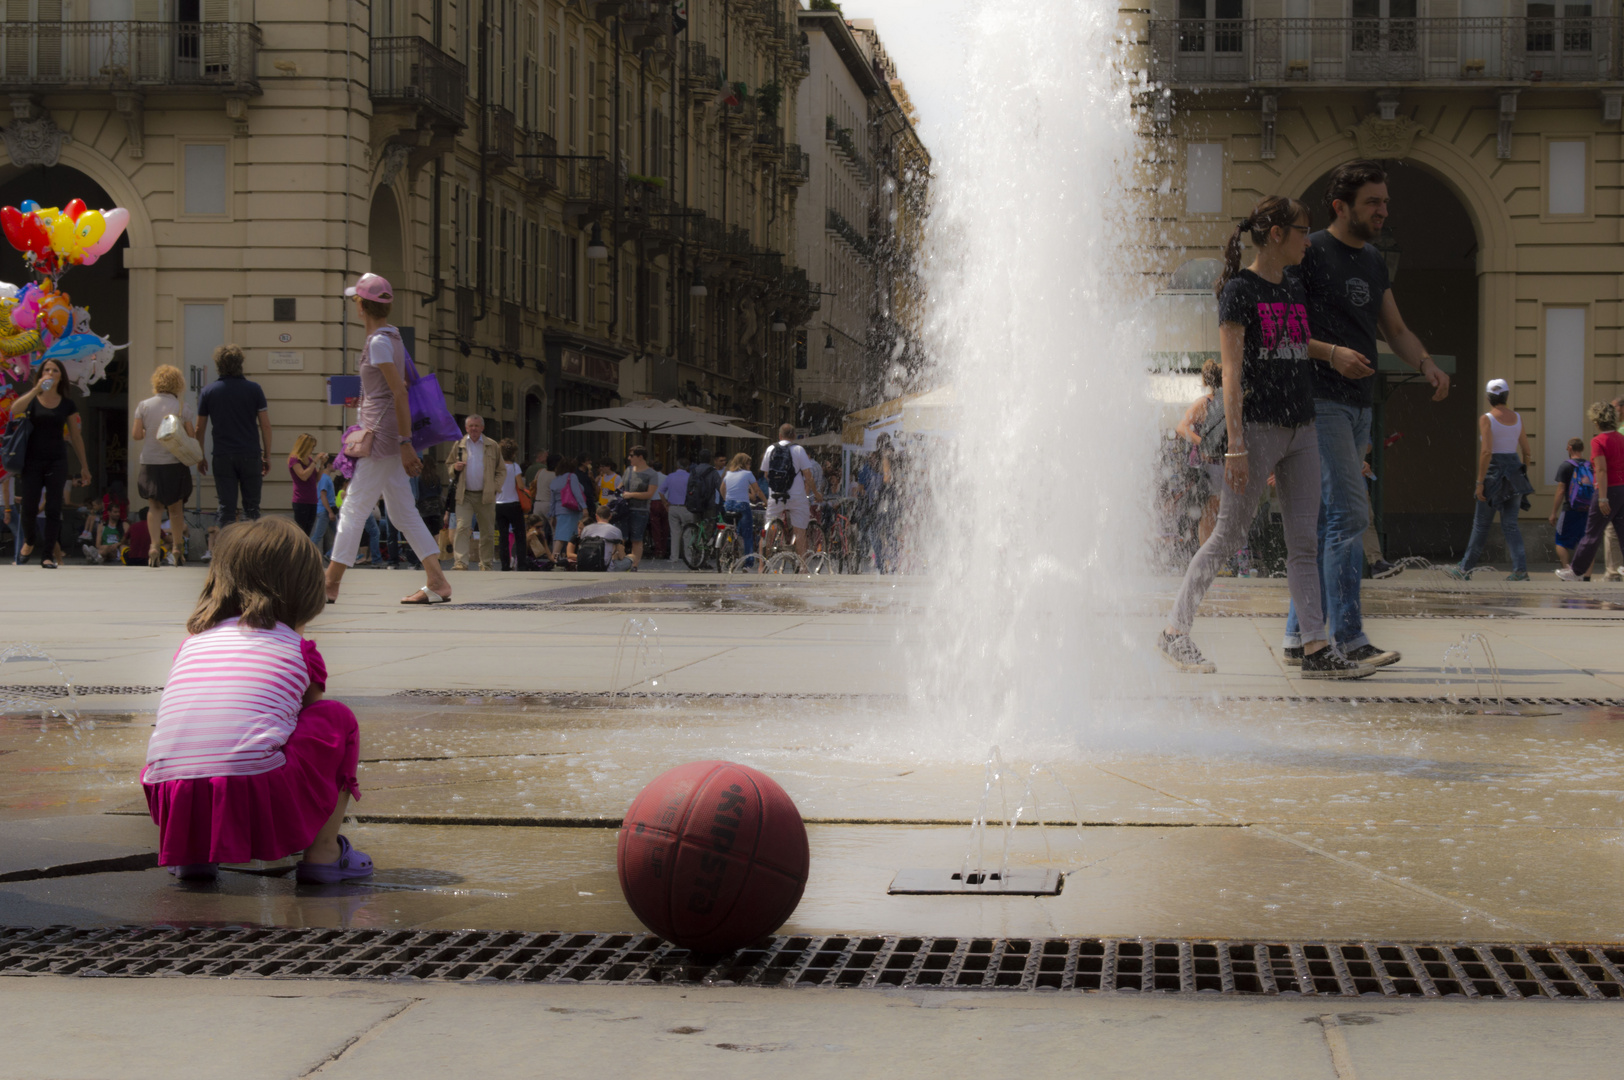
[0,197,130,402]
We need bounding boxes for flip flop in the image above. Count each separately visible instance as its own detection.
[295,834,373,884]
[401,584,451,605]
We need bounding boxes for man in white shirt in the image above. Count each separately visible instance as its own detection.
[447,414,502,570]
[760,423,817,558]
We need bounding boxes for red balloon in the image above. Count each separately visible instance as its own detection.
[617,760,810,953]
[62,198,86,222]
[1,206,28,252]
[16,213,49,256]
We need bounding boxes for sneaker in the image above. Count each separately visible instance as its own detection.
[1281,646,1304,667]
[1555,567,1580,582]
[201,549,213,562]
[1370,559,1404,579]
[1443,566,1468,581]
[1506,571,1529,581]
[81,543,102,564]
[1605,570,1623,582]
[166,549,178,567]
[1300,648,1377,680]
[1344,643,1401,667]
[1157,631,1216,674]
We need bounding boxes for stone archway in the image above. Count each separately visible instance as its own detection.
[367,184,406,290]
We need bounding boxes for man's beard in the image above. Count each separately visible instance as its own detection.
[1346,211,1382,243]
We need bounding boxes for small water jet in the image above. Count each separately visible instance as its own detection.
[609,617,664,697]
[1440,633,1556,717]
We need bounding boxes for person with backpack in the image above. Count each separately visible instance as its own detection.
[549,455,588,567]
[1448,378,1532,581]
[760,423,817,559]
[577,503,632,571]
[1551,437,1593,574]
[1557,401,1624,582]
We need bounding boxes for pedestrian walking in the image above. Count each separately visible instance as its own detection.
[1550,438,1593,573]
[1449,378,1532,581]
[1556,402,1624,582]
[1175,358,1225,547]
[1281,160,1448,670]
[548,456,588,566]
[1159,195,1376,679]
[323,273,452,605]
[447,414,501,571]
[130,363,197,567]
[8,357,92,569]
[309,459,338,557]
[494,438,526,570]
[196,344,272,528]
[1606,393,1624,580]
[621,444,658,569]
[288,433,325,537]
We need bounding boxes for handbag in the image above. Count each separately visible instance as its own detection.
[517,472,535,513]
[343,426,376,458]
[560,473,583,512]
[1,410,30,475]
[402,353,460,453]
[156,413,203,466]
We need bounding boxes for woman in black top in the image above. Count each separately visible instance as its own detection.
[1160,196,1377,680]
[8,358,92,568]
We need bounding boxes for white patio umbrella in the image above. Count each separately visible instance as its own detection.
[566,417,767,440]
[563,397,742,435]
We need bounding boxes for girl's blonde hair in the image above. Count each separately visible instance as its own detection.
[728,452,753,472]
[292,432,317,460]
[151,364,185,397]
[1589,401,1618,432]
[187,517,326,635]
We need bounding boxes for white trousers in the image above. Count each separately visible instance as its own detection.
[331,454,439,569]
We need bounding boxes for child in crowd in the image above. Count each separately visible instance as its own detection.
[596,460,620,507]
[1551,437,1593,574]
[122,514,153,565]
[83,503,127,563]
[524,514,553,569]
[142,517,372,883]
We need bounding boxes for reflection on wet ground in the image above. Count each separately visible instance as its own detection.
[465,580,914,614]
[1189,589,1624,619]
[3,694,1622,941]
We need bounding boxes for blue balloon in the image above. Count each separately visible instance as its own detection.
[19,200,38,212]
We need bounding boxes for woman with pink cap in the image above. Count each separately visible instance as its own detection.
[325,273,453,604]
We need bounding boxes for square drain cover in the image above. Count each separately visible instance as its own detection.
[888,868,1063,896]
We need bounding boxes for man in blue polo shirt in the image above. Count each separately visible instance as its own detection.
[1281,160,1451,670]
[195,343,273,528]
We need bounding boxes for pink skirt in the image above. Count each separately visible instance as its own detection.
[143,700,362,866]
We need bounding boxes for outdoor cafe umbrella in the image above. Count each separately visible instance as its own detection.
[563,397,742,436]
[566,417,767,440]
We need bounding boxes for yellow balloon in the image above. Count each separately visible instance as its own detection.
[50,209,104,261]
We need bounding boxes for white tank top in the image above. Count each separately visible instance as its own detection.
[1487,411,1522,454]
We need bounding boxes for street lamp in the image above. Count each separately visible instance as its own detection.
[689,270,708,297]
[585,222,608,260]
[770,312,787,333]
[823,333,836,360]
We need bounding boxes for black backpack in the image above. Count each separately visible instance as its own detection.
[577,535,608,572]
[607,494,631,532]
[765,442,798,502]
[685,463,717,515]
[1,407,31,476]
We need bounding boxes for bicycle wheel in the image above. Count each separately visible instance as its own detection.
[804,520,826,555]
[804,551,834,575]
[730,552,765,575]
[717,531,743,573]
[680,523,707,570]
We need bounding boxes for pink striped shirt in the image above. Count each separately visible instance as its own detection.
[142,618,311,783]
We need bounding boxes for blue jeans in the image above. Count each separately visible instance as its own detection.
[1284,400,1371,651]
[309,506,335,555]
[211,453,263,528]
[724,500,755,555]
[1458,454,1527,573]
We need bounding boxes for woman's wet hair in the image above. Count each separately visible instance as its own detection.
[187,517,326,635]
[1588,400,1618,432]
[1200,357,1222,390]
[1215,195,1310,298]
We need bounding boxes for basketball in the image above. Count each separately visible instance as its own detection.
[617,760,810,952]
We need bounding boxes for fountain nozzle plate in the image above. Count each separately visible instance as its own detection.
[888,868,1063,896]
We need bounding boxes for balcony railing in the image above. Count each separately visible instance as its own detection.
[560,157,617,210]
[0,20,260,92]
[483,103,516,167]
[1149,17,1620,84]
[521,129,557,187]
[371,36,466,127]
[782,143,810,184]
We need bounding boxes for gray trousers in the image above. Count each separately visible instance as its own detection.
[1171,422,1326,643]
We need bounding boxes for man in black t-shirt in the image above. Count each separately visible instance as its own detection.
[195,343,273,529]
[1281,160,1451,671]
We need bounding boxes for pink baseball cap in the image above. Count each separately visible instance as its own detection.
[343,273,394,302]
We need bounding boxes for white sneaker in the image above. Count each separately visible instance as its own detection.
[1606,571,1623,582]
[81,543,102,564]
[1554,567,1580,582]
[201,549,212,561]
[166,550,178,567]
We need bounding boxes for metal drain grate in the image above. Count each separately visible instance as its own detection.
[0,685,164,699]
[4,926,1622,999]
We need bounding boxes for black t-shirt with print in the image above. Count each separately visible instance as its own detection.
[1299,230,1390,407]
[25,395,77,463]
[1217,268,1316,429]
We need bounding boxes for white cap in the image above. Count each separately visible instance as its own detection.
[1486,378,1510,396]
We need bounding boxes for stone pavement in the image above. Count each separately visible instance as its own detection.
[1,563,1621,1076]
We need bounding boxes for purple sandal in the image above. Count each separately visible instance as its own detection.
[295,834,374,884]
[167,863,218,880]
